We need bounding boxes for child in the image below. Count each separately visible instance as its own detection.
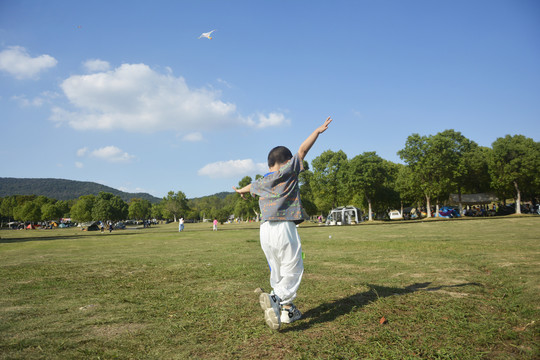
[213,218,218,231]
[233,116,332,330]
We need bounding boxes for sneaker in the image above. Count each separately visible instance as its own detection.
[281,304,302,324]
[259,292,281,330]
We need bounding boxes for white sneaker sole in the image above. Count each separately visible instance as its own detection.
[259,293,281,330]
[264,307,281,330]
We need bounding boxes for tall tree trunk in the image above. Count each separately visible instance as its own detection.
[458,189,463,215]
[426,195,432,218]
[514,181,521,214]
[368,198,373,221]
[435,198,440,218]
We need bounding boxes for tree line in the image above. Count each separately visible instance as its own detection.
[1,130,538,226]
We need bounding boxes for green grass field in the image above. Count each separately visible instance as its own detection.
[1,217,539,359]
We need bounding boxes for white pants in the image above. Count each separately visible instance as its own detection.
[260,221,304,305]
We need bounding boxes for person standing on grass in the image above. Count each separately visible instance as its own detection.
[179,217,184,232]
[233,116,332,330]
[213,218,218,231]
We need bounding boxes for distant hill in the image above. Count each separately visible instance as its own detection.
[0,178,161,203]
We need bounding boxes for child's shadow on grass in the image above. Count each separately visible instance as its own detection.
[282,282,482,333]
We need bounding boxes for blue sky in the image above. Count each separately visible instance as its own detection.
[1,0,539,199]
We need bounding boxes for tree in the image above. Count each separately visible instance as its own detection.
[488,135,540,214]
[92,192,128,221]
[0,196,17,222]
[41,202,63,221]
[151,202,164,220]
[375,160,402,215]
[128,198,152,220]
[461,145,492,194]
[398,131,473,217]
[55,200,72,218]
[395,163,424,208]
[234,176,260,220]
[14,201,42,223]
[298,160,318,216]
[398,134,435,217]
[70,195,96,222]
[162,191,189,222]
[347,152,387,221]
[311,150,349,213]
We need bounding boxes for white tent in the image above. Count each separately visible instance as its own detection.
[326,206,362,225]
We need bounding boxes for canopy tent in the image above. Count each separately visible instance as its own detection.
[80,221,100,231]
[326,206,362,225]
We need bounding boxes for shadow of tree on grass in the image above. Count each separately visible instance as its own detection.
[281,282,482,333]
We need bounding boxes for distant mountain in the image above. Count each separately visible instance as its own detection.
[0,178,161,203]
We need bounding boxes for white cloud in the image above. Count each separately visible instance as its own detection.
[50,62,288,133]
[10,95,44,107]
[51,63,238,132]
[216,78,232,88]
[11,91,59,107]
[75,161,84,168]
[244,112,290,128]
[0,46,57,79]
[198,159,267,179]
[182,132,203,142]
[76,147,88,157]
[83,59,111,72]
[89,146,135,163]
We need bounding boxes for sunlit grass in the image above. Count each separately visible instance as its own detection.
[1,217,539,359]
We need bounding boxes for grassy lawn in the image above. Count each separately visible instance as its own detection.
[1,217,539,359]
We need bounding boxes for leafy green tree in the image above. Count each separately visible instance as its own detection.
[395,163,424,208]
[461,145,492,194]
[34,195,52,208]
[311,150,349,213]
[488,135,540,214]
[128,198,152,219]
[0,196,17,222]
[234,176,260,220]
[398,131,473,217]
[299,160,318,216]
[347,152,387,221]
[41,202,63,221]
[55,200,72,218]
[92,192,128,221]
[162,191,189,222]
[14,201,42,223]
[398,134,437,217]
[70,195,96,222]
[375,160,402,215]
[151,202,164,220]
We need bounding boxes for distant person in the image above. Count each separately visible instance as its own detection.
[233,116,332,330]
[213,218,218,231]
[179,217,184,232]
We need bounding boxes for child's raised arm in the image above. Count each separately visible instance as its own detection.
[298,117,333,161]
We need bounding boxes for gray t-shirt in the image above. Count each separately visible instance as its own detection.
[250,153,309,223]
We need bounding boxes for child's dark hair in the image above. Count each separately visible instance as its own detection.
[268,146,293,167]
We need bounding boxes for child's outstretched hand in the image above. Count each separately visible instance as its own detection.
[232,186,244,199]
[317,117,332,134]
[233,184,251,200]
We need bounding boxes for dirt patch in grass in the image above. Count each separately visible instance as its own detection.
[89,323,146,338]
